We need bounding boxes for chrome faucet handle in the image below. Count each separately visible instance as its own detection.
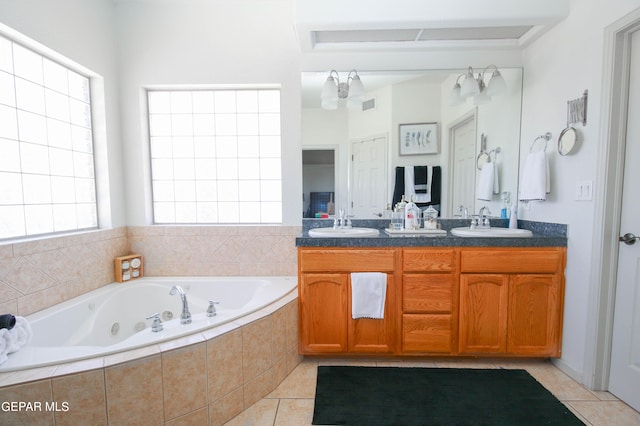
[458,205,468,219]
[146,313,164,333]
[207,301,220,317]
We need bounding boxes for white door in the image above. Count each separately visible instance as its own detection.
[450,115,477,215]
[350,136,387,218]
[608,28,640,412]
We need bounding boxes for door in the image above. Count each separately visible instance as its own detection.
[507,274,561,356]
[609,28,640,411]
[350,136,387,218]
[299,273,348,353]
[449,113,477,215]
[348,274,396,353]
[458,274,508,353]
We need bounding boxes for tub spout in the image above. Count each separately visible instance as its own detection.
[169,285,192,324]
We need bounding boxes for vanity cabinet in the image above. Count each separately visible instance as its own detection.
[458,248,565,356]
[401,248,457,353]
[297,245,566,358]
[298,248,399,354]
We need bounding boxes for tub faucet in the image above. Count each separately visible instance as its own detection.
[170,285,192,324]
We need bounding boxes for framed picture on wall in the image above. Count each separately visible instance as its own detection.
[399,122,439,155]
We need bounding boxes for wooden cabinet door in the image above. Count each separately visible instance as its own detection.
[299,273,348,353]
[507,274,561,356]
[348,274,396,353]
[459,274,508,353]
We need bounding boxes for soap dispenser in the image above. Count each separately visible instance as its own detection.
[509,205,518,229]
[404,196,419,230]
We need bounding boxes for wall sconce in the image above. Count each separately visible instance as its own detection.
[320,70,365,110]
[449,65,507,106]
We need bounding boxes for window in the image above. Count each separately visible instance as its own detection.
[0,34,97,240]
[147,88,282,224]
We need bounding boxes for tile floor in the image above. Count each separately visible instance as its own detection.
[224,358,640,426]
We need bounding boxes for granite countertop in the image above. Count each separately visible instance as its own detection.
[296,218,567,248]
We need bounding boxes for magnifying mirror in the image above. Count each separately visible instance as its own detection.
[558,127,578,156]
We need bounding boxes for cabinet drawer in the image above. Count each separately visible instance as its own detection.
[402,314,452,353]
[403,274,452,313]
[299,249,397,272]
[460,248,564,274]
[403,248,455,272]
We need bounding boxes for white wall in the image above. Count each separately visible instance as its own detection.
[0,0,125,227]
[114,0,302,225]
[519,0,640,380]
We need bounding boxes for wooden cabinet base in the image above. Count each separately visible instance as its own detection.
[298,246,565,358]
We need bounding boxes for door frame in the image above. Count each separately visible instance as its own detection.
[585,7,640,390]
[302,145,340,217]
[348,133,389,216]
[447,107,478,217]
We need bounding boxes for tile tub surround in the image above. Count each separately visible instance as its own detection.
[0,228,129,316]
[0,293,300,426]
[298,218,567,248]
[128,225,300,277]
[0,225,300,316]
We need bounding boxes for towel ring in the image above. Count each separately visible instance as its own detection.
[530,132,552,153]
[476,152,490,170]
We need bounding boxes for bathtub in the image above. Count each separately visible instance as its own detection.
[0,276,297,372]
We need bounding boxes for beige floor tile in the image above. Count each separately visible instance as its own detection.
[268,360,318,399]
[435,359,498,369]
[224,399,278,426]
[567,401,640,426]
[523,363,599,402]
[315,358,378,367]
[274,399,315,426]
[231,357,640,426]
[592,390,620,401]
[375,359,438,368]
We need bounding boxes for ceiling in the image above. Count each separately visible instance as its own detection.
[295,0,569,53]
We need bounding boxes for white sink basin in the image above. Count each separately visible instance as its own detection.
[308,227,380,238]
[450,227,533,238]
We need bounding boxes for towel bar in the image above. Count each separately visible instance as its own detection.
[530,132,552,153]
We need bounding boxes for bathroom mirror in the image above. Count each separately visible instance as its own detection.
[558,126,578,156]
[301,68,523,218]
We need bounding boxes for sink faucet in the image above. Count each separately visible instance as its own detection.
[333,208,352,229]
[170,285,192,324]
[478,207,491,229]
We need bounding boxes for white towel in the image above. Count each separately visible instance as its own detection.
[519,151,550,201]
[351,272,386,319]
[0,316,32,366]
[477,162,497,201]
[404,167,432,203]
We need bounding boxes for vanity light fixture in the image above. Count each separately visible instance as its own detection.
[449,65,507,106]
[321,69,365,110]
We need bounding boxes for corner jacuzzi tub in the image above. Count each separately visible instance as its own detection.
[0,276,297,372]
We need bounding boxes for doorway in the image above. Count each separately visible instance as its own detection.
[350,135,388,218]
[448,109,477,216]
[588,7,640,412]
[302,149,336,218]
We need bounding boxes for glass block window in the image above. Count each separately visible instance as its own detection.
[147,89,282,224]
[0,34,97,240]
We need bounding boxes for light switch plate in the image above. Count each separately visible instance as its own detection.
[576,180,593,201]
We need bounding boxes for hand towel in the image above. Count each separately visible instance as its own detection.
[477,162,496,201]
[405,167,432,204]
[0,316,32,366]
[519,151,550,201]
[414,166,428,193]
[351,272,386,319]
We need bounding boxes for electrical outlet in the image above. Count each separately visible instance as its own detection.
[576,181,593,201]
